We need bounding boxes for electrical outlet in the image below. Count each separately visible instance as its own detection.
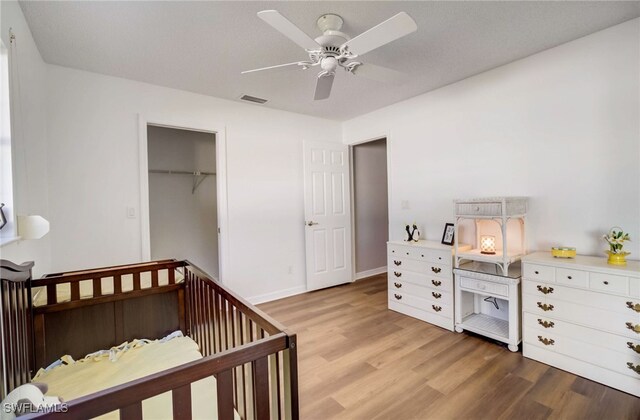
[126,207,136,219]
[401,200,410,210]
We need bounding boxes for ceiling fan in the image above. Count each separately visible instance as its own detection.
[242,10,418,100]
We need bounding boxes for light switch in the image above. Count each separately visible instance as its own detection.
[127,207,136,219]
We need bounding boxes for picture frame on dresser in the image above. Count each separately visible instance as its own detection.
[441,223,455,245]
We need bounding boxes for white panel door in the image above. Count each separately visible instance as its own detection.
[303,140,353,291]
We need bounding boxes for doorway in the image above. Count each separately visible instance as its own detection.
[351,138,389,280]
[146,125,219,279]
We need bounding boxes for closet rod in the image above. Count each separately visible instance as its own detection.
[149,169,216,176]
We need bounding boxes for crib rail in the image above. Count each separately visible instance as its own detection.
[22,334,289,420]
[184,262,299,419]
[1,259,298,419]
[0,260,34,400]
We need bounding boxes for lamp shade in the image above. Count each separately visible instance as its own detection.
[17,215,50,239]
[480,235,496,255]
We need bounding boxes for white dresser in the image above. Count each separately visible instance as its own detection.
[388,240,459,331]
[522,252,640,397]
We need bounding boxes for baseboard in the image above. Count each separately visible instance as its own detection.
[355,266,387,281]
[247,285,307,305]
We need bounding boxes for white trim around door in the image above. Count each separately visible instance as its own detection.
[138,114,230,283]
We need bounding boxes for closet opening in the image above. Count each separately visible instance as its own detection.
[146,125,219,279]
[350,137,389,281]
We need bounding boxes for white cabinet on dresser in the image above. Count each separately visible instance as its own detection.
[388,240,463,331]
[522,252,640,397]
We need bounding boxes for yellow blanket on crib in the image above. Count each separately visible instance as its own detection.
[34,336,234,419]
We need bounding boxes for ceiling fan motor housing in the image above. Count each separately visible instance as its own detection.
[315,14,349,48]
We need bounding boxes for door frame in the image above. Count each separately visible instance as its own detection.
[138,114,229,283]
[348,132,393,281]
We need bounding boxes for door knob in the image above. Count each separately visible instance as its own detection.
[306,221,319,226]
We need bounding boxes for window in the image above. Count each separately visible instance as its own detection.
[0,38,15,242]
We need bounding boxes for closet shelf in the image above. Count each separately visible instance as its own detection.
[149,169,216,194]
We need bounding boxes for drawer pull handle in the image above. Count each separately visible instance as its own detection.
[627,362,640,375]
[626,302,640,313]
[534,271,539,275]
[625,322,640,334]
[406,252,410,255]
[537,302,554,312]
[537,336,554,346]
[394,282,402,288]
[567,276,572,280]
[432,305,442,312]
[394,271,402,278]
[431,267,442,274]
[438,257,442,260]
[537,319,555,329]
[627,342,640,354]
[394,294,402,300]
[432,292,442,299]
[432,280,442,287]
[536,285,554,295]
[603,281,609,285]
[393,260,401,266]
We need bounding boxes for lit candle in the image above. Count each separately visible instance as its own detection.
[480,235,496,255]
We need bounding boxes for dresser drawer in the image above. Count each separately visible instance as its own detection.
[524,325,640,379]
[389,270,452,292]
[388,258,450,279]
[388,279,451,303]
[455,202,502,217]
[556,268,588,288]
[389,291,453,318]
[388,244,414,258]
[590,272,629,295]
[524,312,640,358]
[523,280,637,316]
[459,276,509,297]
[523,263,555,283]
[524,296,640,339]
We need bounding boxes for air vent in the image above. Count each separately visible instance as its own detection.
[239,95,268,104]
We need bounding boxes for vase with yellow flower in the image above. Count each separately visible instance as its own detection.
[603,227,631,265]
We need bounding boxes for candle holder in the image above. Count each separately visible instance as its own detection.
[480,235,496,255]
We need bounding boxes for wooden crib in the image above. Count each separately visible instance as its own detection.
[0,259,298,419]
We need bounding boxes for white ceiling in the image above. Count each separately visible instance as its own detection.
[19,1,640,121]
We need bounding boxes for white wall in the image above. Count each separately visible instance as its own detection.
[343,18,640,258]
[45,65,342,301]
[148,126,218,278]
[353,138,388,274]
[0,1,51,277]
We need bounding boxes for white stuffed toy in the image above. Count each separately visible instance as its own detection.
[1,383,64,419]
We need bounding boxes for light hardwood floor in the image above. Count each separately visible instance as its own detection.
[259,274,640,420]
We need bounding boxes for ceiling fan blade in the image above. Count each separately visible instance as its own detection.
[341,12,417,56]
[314,74,335,100]
[352,63,406,85]
[241,62,305,75]
[258,10,321,51]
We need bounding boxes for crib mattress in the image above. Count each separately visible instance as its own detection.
[32,270,184,307]
[34,336,237,419]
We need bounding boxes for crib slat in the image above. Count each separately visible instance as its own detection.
[114,274,122,294]
[93,277,102,297]
[217,369,235,420]
[46,284,56,305]
[70,281,80,301]
[120,402,143,420]
[172,384,192,420]
[253,356,270,419]
[133,272,141,291]
[151,269,159,288]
